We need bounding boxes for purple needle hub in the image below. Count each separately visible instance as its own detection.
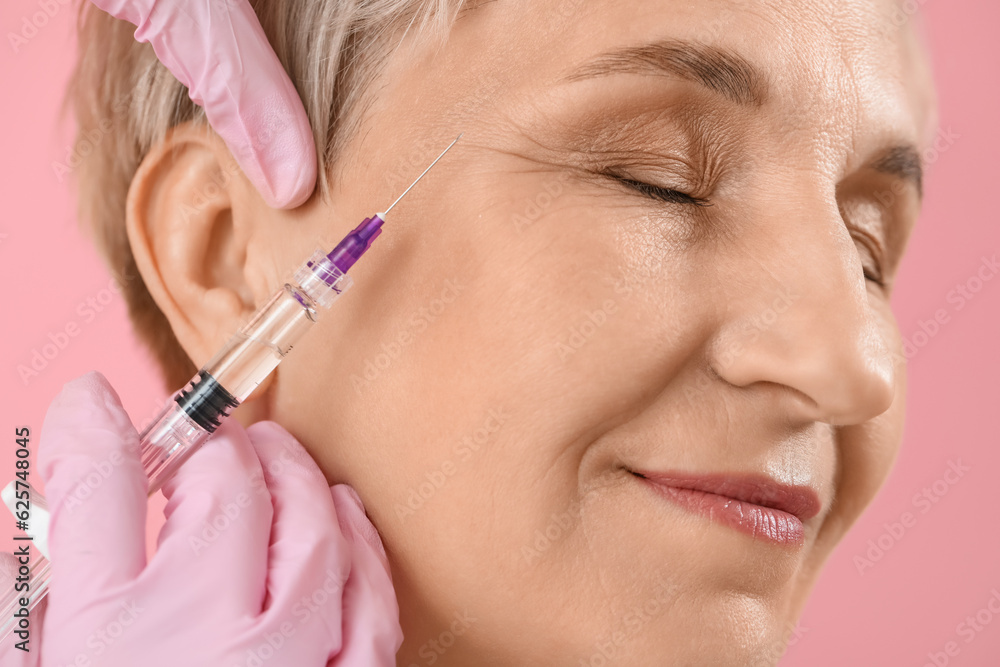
[304,134,461,289]
[308,134,461,283]
[323,214,385,276]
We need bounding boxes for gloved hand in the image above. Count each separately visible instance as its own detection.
[0,372,401,666]
[89,0,317,208]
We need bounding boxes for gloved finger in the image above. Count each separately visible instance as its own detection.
[152,420,273,618]
[90,0,317,208]
[328,485,403,666]
[0,552,45,666]
[37,372,146,601]
[245,422,350,645]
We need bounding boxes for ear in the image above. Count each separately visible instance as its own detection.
[125,122,274,394]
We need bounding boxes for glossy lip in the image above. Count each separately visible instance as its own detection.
[632,470,822,546]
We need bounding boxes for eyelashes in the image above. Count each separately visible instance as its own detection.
[607,173,712,207]
[863,269,885,287]
[850,230,887,288]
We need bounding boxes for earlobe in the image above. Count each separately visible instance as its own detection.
[125,122,262,371]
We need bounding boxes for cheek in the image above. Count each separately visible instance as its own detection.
[274,163,708,595]
[370,166,706,488]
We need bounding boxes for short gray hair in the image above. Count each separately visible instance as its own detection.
[69,0,464,389]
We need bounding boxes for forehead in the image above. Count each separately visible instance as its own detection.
[463,0,935,161]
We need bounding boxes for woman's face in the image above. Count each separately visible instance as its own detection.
[191,0,934,663]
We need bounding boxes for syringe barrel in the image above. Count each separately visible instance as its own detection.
[141,251,353,494]
[138,283,314,494]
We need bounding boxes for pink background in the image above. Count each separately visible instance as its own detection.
[1,1,997,664]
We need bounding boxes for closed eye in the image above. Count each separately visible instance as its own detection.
[610,175,712,207]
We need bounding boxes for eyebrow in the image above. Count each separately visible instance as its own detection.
[565,38,923,196]
[563,38,769,107]
[871,144,924,197]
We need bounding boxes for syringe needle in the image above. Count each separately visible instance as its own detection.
[327,133,463,275]
[380,133,463,217]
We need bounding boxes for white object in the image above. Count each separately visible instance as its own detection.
[2,480,50,560]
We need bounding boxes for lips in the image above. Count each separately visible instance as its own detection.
[631,470,822,545]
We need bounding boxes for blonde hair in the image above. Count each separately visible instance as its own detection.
[69,0,464,390]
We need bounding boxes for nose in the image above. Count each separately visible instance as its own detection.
[706,198,896,426]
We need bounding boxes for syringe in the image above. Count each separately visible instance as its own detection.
[0,134,462,642]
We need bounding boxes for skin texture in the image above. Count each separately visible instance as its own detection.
[124,0,936,664]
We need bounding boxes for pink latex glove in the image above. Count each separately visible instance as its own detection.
[90,0,317,208]
[0,373,401,666]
